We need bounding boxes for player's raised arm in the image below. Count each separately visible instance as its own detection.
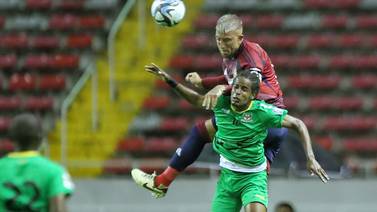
[145,63,204,107]
[281,115,330,183]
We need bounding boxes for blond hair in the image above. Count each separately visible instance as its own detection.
[216,14,243,34]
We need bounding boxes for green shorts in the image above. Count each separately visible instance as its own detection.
[211,168,268,212]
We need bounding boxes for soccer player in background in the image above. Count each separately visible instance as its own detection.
[132,14,289,198]
[0,113,74,212]
[133,64,329,212]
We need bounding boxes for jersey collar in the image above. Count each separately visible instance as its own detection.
[8,151,40,158]
[231,100,253,113]
[228,40,245,60]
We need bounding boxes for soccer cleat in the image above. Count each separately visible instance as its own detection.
[131,169,168,198]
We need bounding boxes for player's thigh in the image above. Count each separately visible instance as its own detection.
[211,170,242,212]
[205,117,217,141]
[240,171,268,209]
[244,202,267,212]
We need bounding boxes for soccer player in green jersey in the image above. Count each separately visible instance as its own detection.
[133,64,329,212]
[0,113,74,212]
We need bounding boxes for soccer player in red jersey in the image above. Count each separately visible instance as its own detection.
[132,14,289,198]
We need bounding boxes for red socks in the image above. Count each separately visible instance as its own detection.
[155,166,180,187]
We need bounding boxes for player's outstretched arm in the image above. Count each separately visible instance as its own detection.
[49,195,67,212]
[145,63,204,107]
[281,115,330,183]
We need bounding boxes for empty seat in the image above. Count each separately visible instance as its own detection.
[26,0,52,9]
[343,138,377,152]
[307,34,335,48]
[356,15,377,29]
[49,14,79,30]
[143,96,170,110]
[0,55,17,69]
[182,34,210,49]
[294,55,321,69]
[169,55,194,69]
[305,0,359,9]
[0,96,22,110]
[9,74,37,91]
[56,0,84,9]
[338,34,364,48]
[49,54,79,69]
[287,75,341,89]
[0,16,5,28]
[39,75,66,90]
[79,15,105,29]
[321,15,348,29]
[144,137,177,153]
[314,136,333,150]
[160,117,188,131]
[85,0,118,10]
[0,139,15,152]
[329,55,352,69]
[67,34,92,48]
[24,55,50,69]
[309,96,363,110]
[194,14,219,29]
[0,34,28,49]
[178,99,194,110]
[352,55,377,69]
[103,158,132,175]
[352,75,377,89]
[301,116,316,130]
[117,137,144,152]
[24,96,54,110]
[274,35,300,49]
[256,15,283,28]
[193,55,221,70]
[283,96,299,110]
[30,36,59,49]
[324,117,376,131]
[0,117,12,132]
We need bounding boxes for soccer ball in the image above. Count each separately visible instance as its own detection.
[151,0,186,27]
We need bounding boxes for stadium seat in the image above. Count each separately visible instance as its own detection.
[321,15,348,29]
[194,14,219,29]
[338,34,363,48]
[305,0,359,9]
[178,99,194,110]
[24,96,54,111]
[256,15,284,28]
[0,117,12,132]
[144,137,177,153]
[329,55,352,69]
[323,117,376,131]
[287,75,341,89]
[182,34,211,49]
[274,35,300,49]
[0,34,28,49]
[79,15,105,29]
[294,55,321,69]
[0,96,22,110]
[0,16,5,29]
[0,55,17,69]
[9,74,37,91]
[169,55,194,69]
[284,96,299,110]
[352,75,377,89]
[352,55,377,69]
[193,55,221,70]
[301,116,316,130]
[314,136,333,150]
[160,117,188,131]
[343,138,377,152]
[56,0,85,10]
[309,96,363,110]
[48,54,79,69]
[356,15,377,29]
[24,55,50,69]
[307,34,335,48]
[39,75,66,90]
[142,96,170,110]
[30,36,60,49]
[67,34,92,49]
[103,158,132,175]
[49,14,79,30]
[117,137,145,153]
[26,0,52,9]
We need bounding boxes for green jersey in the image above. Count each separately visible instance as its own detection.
[0,151,74,212]
[213,95,288,167]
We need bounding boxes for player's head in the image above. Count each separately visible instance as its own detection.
[216,14,243,58]
[275,201,295,212]
[9,113,42,151]
[231,69,260,109]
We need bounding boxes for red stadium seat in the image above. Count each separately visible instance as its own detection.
[194,14,219,29]
[287,75,341,89]
[193,55,221,70]
[322,15,348,29]
[79,16,105,29]
[283,96,300,110]
[9,74,37,91]
[117,137,145,152]
[274,35,300,49]
[307,34,335,48]
[0,55,17,69]
[352,55,377,69]
[39,75,66,90]
[0,96,22,110]
[26,0,52,9]
[0,139,15,152]
[24,55,50,69]
[0,117,12,132]
[48,54,79,69]
[0,16,5,29]
[356,15,377,29]
[144,137,177,153]
[169,55,194,69]
[294,55,321,69]
[49,14,79,30]
[0,34,28,49]
[160,117,188,131]
[301,116,316,130]
[270,55,292,68]
[352,75,377,89]
[256,15,283,28]
[30,36,59,49]
[178,99,194,110]
[143,96,170,110]
[329,55,352,69]
[24,96,54,111]
[343,138,377,152]
[305,0,360,9]
[182,34,211,49]
[67,34,92,48]
[324,117,376,131]
[56,0,85,9]
[251,35,274,47]
[309,96,363,110]
[338,34,363,48]
[103,158,132,175]
[314,136,333,150]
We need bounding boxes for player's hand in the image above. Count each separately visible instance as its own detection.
[307,158,330,183]
[202,85,226,110]
[185,72,202,88]
[145,63,172,82]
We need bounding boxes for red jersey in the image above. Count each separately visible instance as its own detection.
[202,40,285,108]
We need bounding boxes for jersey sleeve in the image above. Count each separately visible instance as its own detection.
[257,102,288,128]
[48,167,74,198]
[201,75,228,89]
